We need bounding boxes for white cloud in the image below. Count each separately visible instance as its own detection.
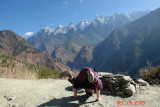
[80,0,83,3]
[24,32,33,36]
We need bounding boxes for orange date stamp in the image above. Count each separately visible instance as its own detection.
[117,100,145,105]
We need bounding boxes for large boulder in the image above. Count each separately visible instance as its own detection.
[118,76,134,84]
[120,83,130,89]
[134,79,149,86]
[116,91,124,96]
[123,84,136,96]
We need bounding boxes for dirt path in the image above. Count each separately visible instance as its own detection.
[0,78,160,107]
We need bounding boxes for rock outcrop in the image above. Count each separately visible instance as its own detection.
[99,72,149,96]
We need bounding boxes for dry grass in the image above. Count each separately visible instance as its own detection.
[0,65,38,80]
[0,55,60,80]
[0,55,38,80]
[139,64,160,84]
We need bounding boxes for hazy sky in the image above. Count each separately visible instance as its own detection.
[0,0,160,36]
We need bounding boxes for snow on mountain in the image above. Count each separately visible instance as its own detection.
[27,11,150,38]
[34,27,54,37]
[77,20,91,30]
[22,32,34,40]
[92,11,149,27]
[108,13,132,23]
[54,24,68,35]
[95,15,106,23]
[39,26,54,35]
[68,22,77,30]
[92,15,109,26]
[113,13,131,19]
[129,10,150,21]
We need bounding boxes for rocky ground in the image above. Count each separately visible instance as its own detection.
[0,78,160,107]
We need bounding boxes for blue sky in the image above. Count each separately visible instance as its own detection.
[0,0,160,36]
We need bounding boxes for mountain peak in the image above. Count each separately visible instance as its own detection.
[129,10,150,21]
[41,26,54,32]
[54,24,67,35]
[22,32,34,40]
[68,22,76,30]
[81,20,91,24]
[35,26,54,37]
[58,24,65,28]
[95,15,106,23]
[114,12,124,16]
[111,13,131,21]
[78,20,91,30]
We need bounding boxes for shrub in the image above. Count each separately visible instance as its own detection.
[139,63,160,85]
[13,41,27,56]
[2,59,7,64]
[37,66,60,79]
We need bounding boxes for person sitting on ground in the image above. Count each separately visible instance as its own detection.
[65,67,103,101]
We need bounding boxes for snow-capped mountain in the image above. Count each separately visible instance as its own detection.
[68,22,77,30]
[95,15,107,23]
[77,20,91,30]
[129,10,150,21]
[27,10,150,63]
[92,11,150,28]
[28,10,150,39]
[22,35,32,40]
[35,27,54,37]
[54,24,68,35]
[22,32,34,40]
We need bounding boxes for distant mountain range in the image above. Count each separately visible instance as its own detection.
[0,30,69,72]
[26,11,149,65]
[73,8,160,77]
[1,8,160,77]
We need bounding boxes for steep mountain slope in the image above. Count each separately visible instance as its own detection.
[27,26,68,55]
[89,8,160,76]
[27,11,149,65]
[52,42,81,64]
[0,30,69,71]
[0,55,60,79]
[53,11,149,64]
[71,45,96,69]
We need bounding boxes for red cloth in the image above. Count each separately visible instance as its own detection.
[68,67,103,90]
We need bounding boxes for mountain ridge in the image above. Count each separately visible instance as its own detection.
[26,11,150,39]
[27,11,149,65]
[74,8,160,77]
[0,30,69,72]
